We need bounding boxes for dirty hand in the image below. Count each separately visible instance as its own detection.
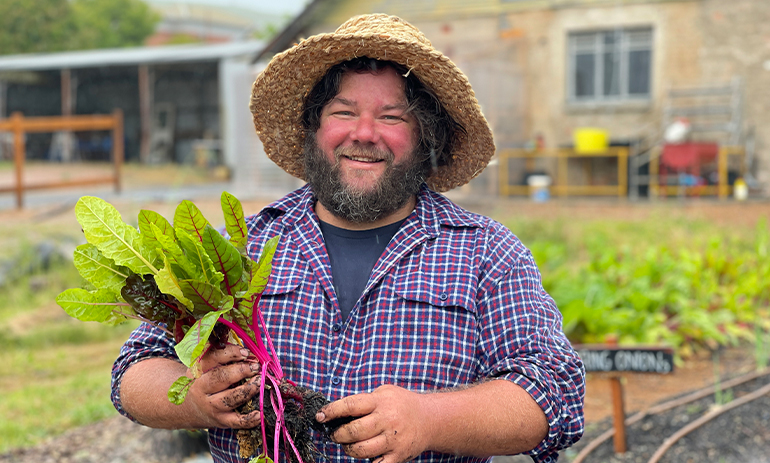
[317,384,435,463]
[184,343,262,429]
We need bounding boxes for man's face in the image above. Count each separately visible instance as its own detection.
[304,67,426,223]
[315,66,419,194]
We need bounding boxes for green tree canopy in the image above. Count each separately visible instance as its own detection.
[0,0,160,55]
[0,0,76,54]
[69,0,160,50]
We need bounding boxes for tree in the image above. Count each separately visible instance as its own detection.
[0,0,160,55]
[69,0,161,50]
[0,0,76,54]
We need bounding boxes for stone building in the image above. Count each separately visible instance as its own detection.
[257,0,770,197]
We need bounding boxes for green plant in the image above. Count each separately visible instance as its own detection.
[56,192,329,463]
[504,213,768,358]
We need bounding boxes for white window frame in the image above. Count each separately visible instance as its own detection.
[567,27,653,104]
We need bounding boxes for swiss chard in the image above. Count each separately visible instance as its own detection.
[57,193,323,463]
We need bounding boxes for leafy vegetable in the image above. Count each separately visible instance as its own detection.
[56,193,311,463]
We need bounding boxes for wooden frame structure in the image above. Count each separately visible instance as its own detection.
[0,110,123,209]
[498,146,629,198]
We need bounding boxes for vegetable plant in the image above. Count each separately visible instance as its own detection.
[56,193,331,463]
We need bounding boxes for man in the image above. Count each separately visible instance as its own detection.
[112,14,585,463]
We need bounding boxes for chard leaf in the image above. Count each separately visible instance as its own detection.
[176,228,223,286]
[249,236,279,295]
[121,274,179,327]
[75,196,159,275]
[168,376,194,405]
[56,288,127,324]
[200,224,244,294]
[249,454,274,463]
[221,191,247,248]
[155,255,194,310]
[150,223,201,281]
[73,243,130,293]
[179,279,233,315]
[139,209,175,253]
[174,200,210,242]
[175,308,231,367]
[228,306,253,339]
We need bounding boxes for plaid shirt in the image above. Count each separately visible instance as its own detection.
[112,184,585,463]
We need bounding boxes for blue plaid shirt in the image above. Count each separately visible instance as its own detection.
[112,184,585,463]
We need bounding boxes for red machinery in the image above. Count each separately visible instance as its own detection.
[659,142,719,194]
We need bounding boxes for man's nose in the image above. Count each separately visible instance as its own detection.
[350,114,379,144]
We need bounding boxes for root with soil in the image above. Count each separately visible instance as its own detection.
[236,381,330,463]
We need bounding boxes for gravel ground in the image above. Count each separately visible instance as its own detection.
[0,415,211,463]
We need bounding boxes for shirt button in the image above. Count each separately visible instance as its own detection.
[439,293,448,301]
[331,376,342,385]
[332,323,341,332]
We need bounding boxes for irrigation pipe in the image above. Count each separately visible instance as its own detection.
[646,381,770,463]
[570,367,769,463]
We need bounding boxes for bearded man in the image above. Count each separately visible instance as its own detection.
[111,14,585,463]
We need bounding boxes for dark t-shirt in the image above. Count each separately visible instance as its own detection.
[319,219,404,320]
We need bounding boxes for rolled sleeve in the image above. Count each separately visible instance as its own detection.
[110,322,180,422]
[477,233,585,461]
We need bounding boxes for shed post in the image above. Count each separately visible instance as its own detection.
[138,64,153,163]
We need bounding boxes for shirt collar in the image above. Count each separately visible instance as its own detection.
[411,184,485,238]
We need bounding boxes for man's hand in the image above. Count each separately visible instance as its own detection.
[121,344,263,430]
[314,380,549,462]
[316,385,435,463]
[183,344,263,429]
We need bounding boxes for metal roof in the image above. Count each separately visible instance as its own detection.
[0,40,265,72]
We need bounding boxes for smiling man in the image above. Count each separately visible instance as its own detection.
[305,63,423,229]
[111,14,585,463]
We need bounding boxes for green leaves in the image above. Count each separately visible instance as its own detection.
[75,196,159,275]
[175,308,231,367]
[249,236,279,295]
[249,454,275,463]
[56,288,127,324]
[73,243,130,293]
[201,225,244,294]
[174,200,210,242]
[520,217,767,358]
[58,191,281,407]
[222,191,248,248]
[168,376,194,405]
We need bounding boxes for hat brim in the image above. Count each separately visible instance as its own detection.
[250,26,495,192]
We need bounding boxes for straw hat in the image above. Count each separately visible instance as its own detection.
[249,13,495,192]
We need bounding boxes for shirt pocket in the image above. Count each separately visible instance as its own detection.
[380,266,480,389]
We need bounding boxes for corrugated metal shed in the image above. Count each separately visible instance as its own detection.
[0,41,265,72]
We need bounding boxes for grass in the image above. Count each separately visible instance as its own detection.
[0,242,140,453]
[0,310,139,452]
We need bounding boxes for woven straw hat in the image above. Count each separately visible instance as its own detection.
[249,13,495,192]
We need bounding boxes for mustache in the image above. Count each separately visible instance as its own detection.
[334,145,394,163]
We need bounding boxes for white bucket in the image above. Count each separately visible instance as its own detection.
[527,175,552,202]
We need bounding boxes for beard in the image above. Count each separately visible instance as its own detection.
[303,133,427,224]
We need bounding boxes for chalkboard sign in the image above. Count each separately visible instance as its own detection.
[576,345,675,374]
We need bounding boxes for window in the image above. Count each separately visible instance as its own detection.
[568,28,652,103]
